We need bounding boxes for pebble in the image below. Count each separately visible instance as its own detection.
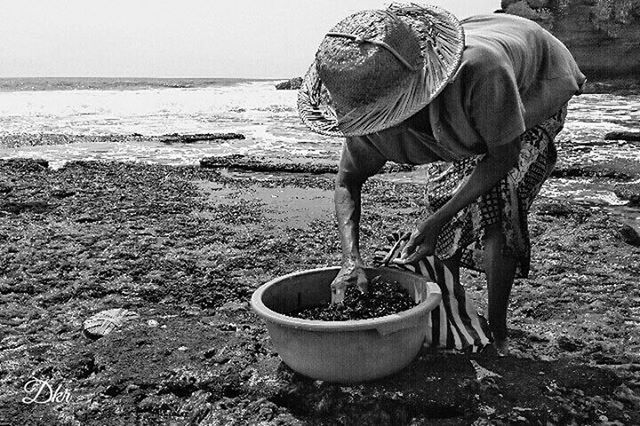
[616,223,640,246]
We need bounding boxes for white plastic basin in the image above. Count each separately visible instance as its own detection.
[251,267,442,383]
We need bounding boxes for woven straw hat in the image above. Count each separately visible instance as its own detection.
[298,3,464,137]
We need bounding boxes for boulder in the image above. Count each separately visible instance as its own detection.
[604,131,640,142]
[615,223,640,247]
[0,158,49,170]
[614,181,640,205]
[199,154,415,175]
[158,133,245,144]
[275,77,303,90]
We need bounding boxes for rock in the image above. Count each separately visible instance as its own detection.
[605,131,640,142]
[159,133,245,144]
[50,187,76,199]
[557,335,583,352]
[0,200,49,215]
[200,154,414,175]
[615,223,640,247]
[614,384,640,409]
[76,214,100,223]
[0,158,49,170]
[200,154,338,174]
[83,308,140,338]
[65,351,97,379]
[614,181,640,206]
[535,201,574,217]
[504,0,640,79]
[178,390,213,424]
[275,77,303,90]
[583,79,640,95]
[552,159,640,180]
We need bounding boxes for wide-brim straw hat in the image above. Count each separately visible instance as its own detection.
[298,3,464,137]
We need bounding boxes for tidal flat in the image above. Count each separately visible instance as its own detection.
[0,157,638,425]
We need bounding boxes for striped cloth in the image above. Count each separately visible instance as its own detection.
[373,231,492,352]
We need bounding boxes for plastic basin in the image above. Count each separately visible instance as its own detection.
[251,267,442,383]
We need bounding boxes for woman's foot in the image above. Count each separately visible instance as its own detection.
[493,337,509,357]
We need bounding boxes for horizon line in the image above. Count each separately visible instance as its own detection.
[0,76,293,80]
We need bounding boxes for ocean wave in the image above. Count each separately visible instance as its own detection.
[0,77,280,92]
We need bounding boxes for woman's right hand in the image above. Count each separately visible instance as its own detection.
[330,259,368,304]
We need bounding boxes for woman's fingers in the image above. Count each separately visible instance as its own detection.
[402,244,431,263]
[393,229,423,264]
[331,275,348,304]
[392,242,432,264]
[330,264,368,304]
[331,283,346,304]
[356,270,368,293]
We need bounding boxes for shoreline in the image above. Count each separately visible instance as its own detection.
[0,158,638,424]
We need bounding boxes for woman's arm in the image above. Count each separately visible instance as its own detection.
[331,138,386,303]
[395,138,521,263]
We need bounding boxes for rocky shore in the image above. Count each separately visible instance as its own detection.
[503,0,640,79]
[0,154,638,425]
[0,132,246,149]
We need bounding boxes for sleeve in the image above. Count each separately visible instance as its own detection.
[339,135,386,179]
[469,65,527,148]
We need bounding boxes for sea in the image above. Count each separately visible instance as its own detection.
[0,77,339,167]
[0,77,638,223]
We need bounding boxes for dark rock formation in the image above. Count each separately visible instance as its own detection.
[201,154,338,174]
[275,77,303,90]
[501,0,640,79]
[614,181,640,205]
[0,158,49,170]
[534,200,576,217]
[604,131,640,142]
[200,154,415,175]
[615,223,640,246]
[159,133,245,144]
[552,159,640,180]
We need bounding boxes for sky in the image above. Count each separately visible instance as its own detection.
[0,0,500,79]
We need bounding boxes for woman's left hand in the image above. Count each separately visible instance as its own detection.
[393,217,443,264]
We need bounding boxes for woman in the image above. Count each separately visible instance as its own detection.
[297,3,585,354]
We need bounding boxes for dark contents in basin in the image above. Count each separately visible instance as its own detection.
[289,275,416,321]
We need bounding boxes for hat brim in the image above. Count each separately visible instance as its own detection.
[298,3,465,137]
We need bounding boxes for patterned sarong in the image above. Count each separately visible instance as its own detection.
[373,105,567,350]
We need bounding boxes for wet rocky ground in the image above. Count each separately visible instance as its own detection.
[0,155,639,425]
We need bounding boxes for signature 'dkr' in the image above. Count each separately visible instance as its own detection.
[22,377,71,404]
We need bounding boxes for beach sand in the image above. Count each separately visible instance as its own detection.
[0,158,638,425]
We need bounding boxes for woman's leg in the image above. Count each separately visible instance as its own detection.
[483,222,517,354]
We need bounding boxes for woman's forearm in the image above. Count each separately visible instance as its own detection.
[429,143,520,228]
[335,180,364,265]
[332,137,386,266]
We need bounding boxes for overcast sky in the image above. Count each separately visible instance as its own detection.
[0,1,500,79]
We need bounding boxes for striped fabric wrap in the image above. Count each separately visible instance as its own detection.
[373,231,492,352]
[370,105,569,351]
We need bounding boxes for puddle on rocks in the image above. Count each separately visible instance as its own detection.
[197,170,639,232]
[539,178,640,227]
[194,180,333,230]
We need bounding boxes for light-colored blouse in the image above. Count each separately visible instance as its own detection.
[345,13,586,165]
